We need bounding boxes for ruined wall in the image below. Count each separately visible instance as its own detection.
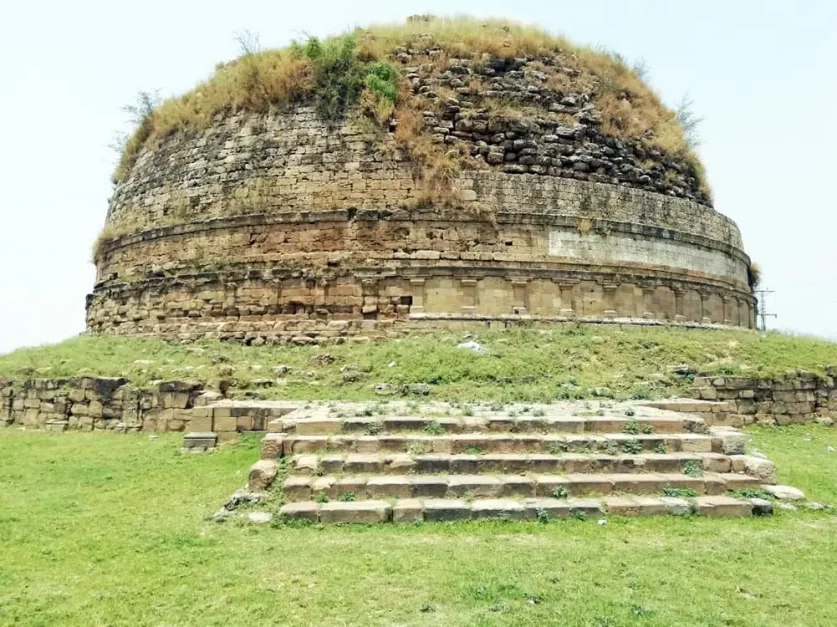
[90,106,754,342]
[0,377,207,433]
[690,368,837,426]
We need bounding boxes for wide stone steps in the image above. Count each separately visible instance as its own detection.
[279,495,759,524]
[275,414,703,436]
[270,432,720,457]
[289,451,734,476]
[282,471,762,501]
[230,400,797,524]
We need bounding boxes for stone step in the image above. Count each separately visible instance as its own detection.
[289,451,733,476]
[278,495,758,524]
[282,471,762,501]
[641,399,744,427]
[273,414,703,436]
[269,432,720,457]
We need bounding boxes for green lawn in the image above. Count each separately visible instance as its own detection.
[1,425,835,626]
[2,327,836,402]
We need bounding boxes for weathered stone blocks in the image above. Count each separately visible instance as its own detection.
[88,99,754,342]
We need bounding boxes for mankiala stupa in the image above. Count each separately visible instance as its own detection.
[88,16,757,343]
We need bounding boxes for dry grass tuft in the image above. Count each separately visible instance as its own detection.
[110,15,708,199]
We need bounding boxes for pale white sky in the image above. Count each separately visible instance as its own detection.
[1,0,835,354]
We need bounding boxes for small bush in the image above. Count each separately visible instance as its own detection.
[663,487,697,498]
[423,420,445,435]
[623,421,641,435]
[622,440,643,455]
[365,421,383,436]
[552,485,569,499]
[683,461,703,478]
[730,488,773,500]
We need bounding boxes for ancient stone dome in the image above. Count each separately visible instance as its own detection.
[88,17,755,342]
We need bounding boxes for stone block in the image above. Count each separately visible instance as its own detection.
[447,475,501,498]
[279,502,319,523]
[470,499,525,520]
[659,497,693,516]
[695,495,752,518]
[319,501,391,524]
[344,454,381,474]
[214,415,237,432]
[737,456,777,484]
[498,476,536,497]
[282,476,313,501]
[412,477,448,498]
[292,454,319,475]
[248,459,278,491]
[189,415,213,433]
[320,455,345,474]
[393,499,424,523]
[182,432,217,450]
[260,433,284,459]
[423,499,471,522]
[762,484,805,500]
[367,476,413,499]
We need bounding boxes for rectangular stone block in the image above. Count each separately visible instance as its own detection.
[189,415,213,433]
[470,499,525,520]
[412,477,448,498]
[447,475,501,498]
[319,501,391,524]
[214,415,237,432]
[423,499,471,522]
[344,454,381,474]
[280,502,319,522]
[498,476,536,497]
[367,476,413,499]
[695,496,752,518]
[393,499,424,523]
[282,476,312,501]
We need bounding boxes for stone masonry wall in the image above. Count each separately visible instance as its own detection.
[690,367,837,426]
[91,102,753,342]
[0,377,208,433]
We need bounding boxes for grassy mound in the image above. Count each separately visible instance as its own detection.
[2,327,836,402]
[113,15,706,192]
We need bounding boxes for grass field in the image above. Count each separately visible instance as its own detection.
[2,327,837,403]
[0,424,835,626]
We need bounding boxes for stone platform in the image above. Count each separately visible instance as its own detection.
[209,400,805,524]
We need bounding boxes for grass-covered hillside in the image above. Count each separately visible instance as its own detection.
[2,327,836,402]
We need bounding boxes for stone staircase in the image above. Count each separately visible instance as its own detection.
[236,401,797,524]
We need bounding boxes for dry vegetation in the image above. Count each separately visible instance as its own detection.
[112,16,706,192]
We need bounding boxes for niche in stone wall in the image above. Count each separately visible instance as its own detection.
[526,279,561,316]
[476,277,513,315]
[705,294,724,323]
[615,283,642,318]
[683,290,703,323]
[652,287,676,321]
[577,281,603,317]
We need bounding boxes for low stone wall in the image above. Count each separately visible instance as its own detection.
[690,367,837,425]
[0,377,207,433]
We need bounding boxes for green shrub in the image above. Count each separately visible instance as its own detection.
[663,487,697,498]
